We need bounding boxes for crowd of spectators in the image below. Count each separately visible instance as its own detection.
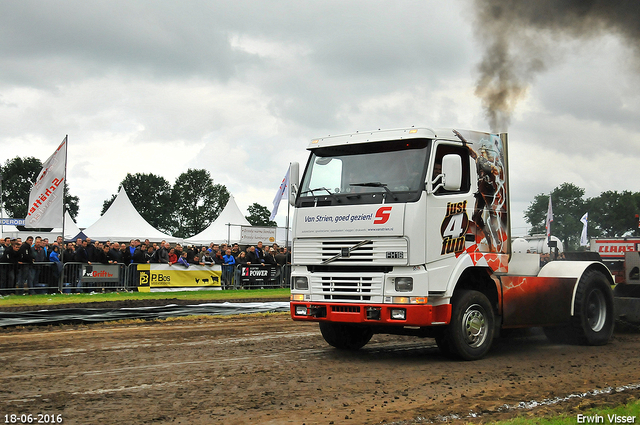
[0,235,291,294]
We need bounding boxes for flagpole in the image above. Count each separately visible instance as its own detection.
[0,172,4,238]
[60,135,68,291]
[62,135,68,243]
[286,162,291,249]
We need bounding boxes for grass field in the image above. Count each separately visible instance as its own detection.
[487,398,640,425]
[0,288,290,307]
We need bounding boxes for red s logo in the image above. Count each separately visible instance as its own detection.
[374,207,392,224]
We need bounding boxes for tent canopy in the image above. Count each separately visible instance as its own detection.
[83,187,180,243]
[63,210,81,240]
[185,195,250,245]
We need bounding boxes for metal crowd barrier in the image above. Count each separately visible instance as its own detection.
[0,261,58,295]
[234,263,291,289]
[0,262,292,294]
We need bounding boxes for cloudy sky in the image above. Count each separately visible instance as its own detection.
[1,0,639,237]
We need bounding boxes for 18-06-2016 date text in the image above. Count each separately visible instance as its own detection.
[4,414,63,424]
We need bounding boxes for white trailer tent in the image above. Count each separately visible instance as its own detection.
[185,195,251,245]
[83,187,180,243]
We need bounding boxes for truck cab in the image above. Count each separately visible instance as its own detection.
[289,127,614,360]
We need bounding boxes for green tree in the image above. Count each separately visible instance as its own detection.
[1,156,43,219]
[586,190,640,237]
[171,169,229,238]
[524,183,586,250]
[101,173,173,234]
[245,203,277,227]
[1,156,79,223]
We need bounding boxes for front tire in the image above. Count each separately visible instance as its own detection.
[443,290,495,360]
[319,322,373,350]
[571,270,614,345]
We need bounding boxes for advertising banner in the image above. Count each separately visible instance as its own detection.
[25,137,67,228]
[239,265,278,287]
[81,264,120,282]
[137,264,222,292]
[590,239,640,260]
[294,204,405,238]
[240,226,277,244]
[0,218,25,226]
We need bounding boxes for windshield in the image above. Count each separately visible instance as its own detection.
[298,138,430,206]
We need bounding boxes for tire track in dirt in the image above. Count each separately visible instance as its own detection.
[1,317,640,424]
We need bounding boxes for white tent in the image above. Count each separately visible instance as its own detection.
[83,187,180,243]
[63,210,81,240]
[185,195,251,244]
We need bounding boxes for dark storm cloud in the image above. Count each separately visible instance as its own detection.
[473,0,640,132]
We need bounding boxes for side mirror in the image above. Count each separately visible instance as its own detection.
[442,154,462,191]
[289,162,299,206]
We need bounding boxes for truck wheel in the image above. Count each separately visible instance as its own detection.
[319,322,373,350]
[571,270,614,345]
[444,290,495,360]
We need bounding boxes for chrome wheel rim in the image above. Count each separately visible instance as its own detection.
[462,303,487,348]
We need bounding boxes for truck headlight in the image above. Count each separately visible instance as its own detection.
[294,276,309,290]
[390,308,406,320]
[395,277,413,292]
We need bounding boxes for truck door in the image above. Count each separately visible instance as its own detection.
[425,142,473,292]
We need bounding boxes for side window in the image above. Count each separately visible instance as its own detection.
[431,144,470,195]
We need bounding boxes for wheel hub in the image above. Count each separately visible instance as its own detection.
[586,289,606,332]
[462,304,487,347]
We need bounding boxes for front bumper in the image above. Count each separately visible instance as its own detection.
[290,302,451,327]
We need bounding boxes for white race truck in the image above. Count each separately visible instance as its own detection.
[288,127,615,360]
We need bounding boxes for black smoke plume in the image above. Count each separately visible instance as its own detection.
[473,0,640,132]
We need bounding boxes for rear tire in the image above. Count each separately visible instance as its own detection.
[571,270,614,345]
[444,290,495,360]
[319,322,373,350]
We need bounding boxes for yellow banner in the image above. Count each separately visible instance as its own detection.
[137,264,222,292]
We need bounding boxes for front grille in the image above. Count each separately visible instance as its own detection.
[331,305,361,313]
[294,238,408,266]
[309,273,384,302]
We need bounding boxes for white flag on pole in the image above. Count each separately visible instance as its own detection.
[580,212,589,246]
[545,195,553,237]
[269,166,290,221]
[25,137,67,228]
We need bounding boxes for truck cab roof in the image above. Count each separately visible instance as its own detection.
[307,127,490,149]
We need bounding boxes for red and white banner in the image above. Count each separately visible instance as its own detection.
[590,238,640,259]
[25,137,67,228]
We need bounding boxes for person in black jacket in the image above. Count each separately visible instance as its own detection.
[107,242,123,264]
[17,236,34,294]
[96,244,110,264]
[132,243,146,264]
[1,240,21,294]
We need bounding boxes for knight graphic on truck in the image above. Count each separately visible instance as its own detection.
[288,127,615,360]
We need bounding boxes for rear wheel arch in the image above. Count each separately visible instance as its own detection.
[570,267,615,345]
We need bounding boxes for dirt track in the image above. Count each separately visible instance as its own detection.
[1,315,640,425]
